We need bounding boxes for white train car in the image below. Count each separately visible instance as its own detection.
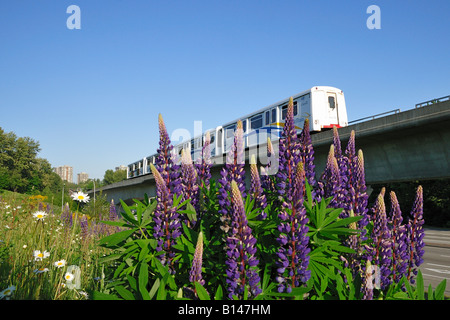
[127,86,348,178]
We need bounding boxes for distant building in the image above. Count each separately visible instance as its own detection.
[115,165,127,171]
[77,172,89,184]
[54,165,73,183]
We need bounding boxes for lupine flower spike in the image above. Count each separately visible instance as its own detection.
[276,162,310,293]
[155,114,181,195]
[389,191,408,283]
[189,231,205,286]
[249,155,268,220]
[150,163,181,273]
[407,185,425,283]
[261,137,277,192]
[196,131,212,189]
[276,97,300,202]
[370,191,392,290]
[180,149,199,214]
[225,180,261,299]
[298,118,316,192]
[218,120,246,235]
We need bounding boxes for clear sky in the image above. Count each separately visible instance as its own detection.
[1,0,449,181]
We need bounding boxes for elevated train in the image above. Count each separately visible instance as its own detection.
[127,86,348,179]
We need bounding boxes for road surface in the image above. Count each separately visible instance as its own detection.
[421,228,450,297]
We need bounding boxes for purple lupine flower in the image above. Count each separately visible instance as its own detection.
[298,118,317,192]
[195,131,212,189]
[362,260,374,300]
[388,191,409,283]
[276,162,311,293]
[189,231,205,286]
[155,114,182,196]
[181,149,199,210]
[355,150,369,236]
[61,202,72,228]
[218,120,246,234]
[370,191,392,290]
[225,120,246,197]
[225,180,261,299]
[249,155,267,220]
[150,163,181,274]
[261,137,277,192]
[407,185,425,283]
[80,214,89,242]
[318,144,342,208]
[276,97,301,202]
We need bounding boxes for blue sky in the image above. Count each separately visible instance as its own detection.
[1,0,449,181]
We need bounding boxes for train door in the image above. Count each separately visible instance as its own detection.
[214,127,222,156]
[327,92,339,125]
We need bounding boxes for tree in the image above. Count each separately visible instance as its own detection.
[0,127,61,194]
[103,169,126,186]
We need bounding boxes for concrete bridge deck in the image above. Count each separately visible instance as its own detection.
[90,100,450,204]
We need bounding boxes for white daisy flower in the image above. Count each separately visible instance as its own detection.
[54,259,66,268]
[71,191,90,203]
[33,211,48,221]
[0,285,16,299]
[65,272,75,282]
[33,250,50,261]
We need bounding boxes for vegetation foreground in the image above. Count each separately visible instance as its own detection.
[0,99,448,301]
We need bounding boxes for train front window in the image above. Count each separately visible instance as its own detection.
[328,96,336,109]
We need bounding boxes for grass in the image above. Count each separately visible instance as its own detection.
[0,190,112,300]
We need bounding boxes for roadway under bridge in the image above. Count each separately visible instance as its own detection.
[89,99,450,205]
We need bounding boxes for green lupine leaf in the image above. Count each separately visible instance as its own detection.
[119,199,139,225]
[195,282,211,300]
[99,228,137,247]
[149,278,160,300]
[91,291,122,300]
[115,285,135,300]
[434,279,446,300]
[139,262,151,300]
[416,270,424,300]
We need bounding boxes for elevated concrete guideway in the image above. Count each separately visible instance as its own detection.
[90,100,450,204]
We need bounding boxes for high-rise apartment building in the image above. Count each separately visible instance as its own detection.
[77,172,89,184]
[53,165,73,183]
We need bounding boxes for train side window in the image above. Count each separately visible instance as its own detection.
[272,108,276,123]
[210,133,215,144]
[328,96,336,109]
[293,101,298,116]
[251,114,263,130]
[226,125,236,138]
[281,105,287,120]
[265,111,270,125]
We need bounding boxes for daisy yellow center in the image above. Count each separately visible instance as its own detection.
[4,289,11,295]
[37,214,44,218]
[78,195,84,200]
[57,262,63,266]
[38,253,43,258]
